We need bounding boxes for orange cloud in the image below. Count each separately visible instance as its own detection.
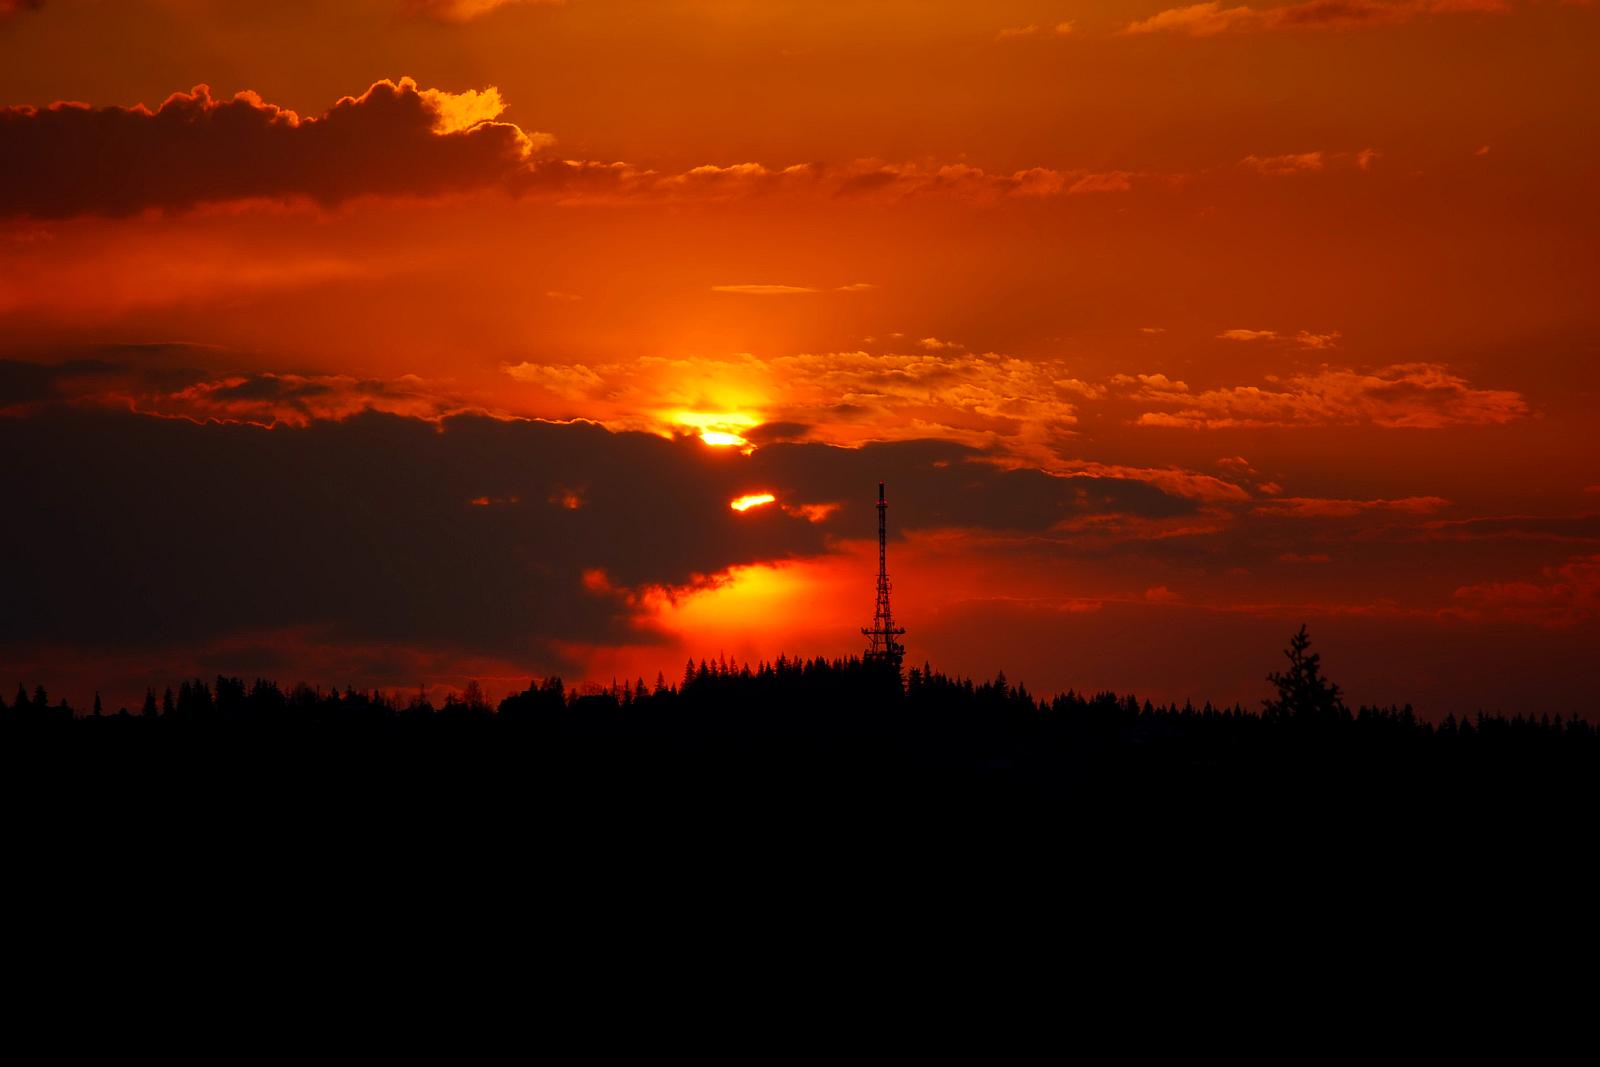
[1295,330,1341,349]
[1240,149,1385,177]
[995,22,1075,40]
[503,348,1088,461]
[1128,363,1527,429]
[1123,0,1511,37]
[708,282,874,295]
[822,161,1139,203]
[1216,328,1341,347]
[1049,461,1252,503]
[405,0,561,20]
[1241,151,1325,176]
[710,284,822,295]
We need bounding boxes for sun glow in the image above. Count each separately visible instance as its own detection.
[730,493,776,512]
[667,409,762,448]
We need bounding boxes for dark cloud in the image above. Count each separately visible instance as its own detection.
[1419,515,1600,544]
[0,359,120,406]
[0,395,1194,661]
[744,421,813,444]
[0,77,1150,219]
[0,408,819,655]
[0,356,473,424]
[0,78,540,218]
[750,441,1195,534]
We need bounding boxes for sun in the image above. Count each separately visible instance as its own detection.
[667,409,763,448]
[700,430,750,447]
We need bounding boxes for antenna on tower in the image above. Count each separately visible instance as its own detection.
[862,480,907,668]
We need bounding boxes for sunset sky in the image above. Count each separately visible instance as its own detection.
[3,0,1597,716]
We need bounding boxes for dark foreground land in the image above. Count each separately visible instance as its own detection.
[7,648,1596,834]
[8,655,1589,1053]
[8,642,1598,979]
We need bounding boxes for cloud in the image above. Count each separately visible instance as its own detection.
[1049,460,1252,503]
[159,372,478,426]
[1240,149,1388,176]
[0,407,823,657]
[1449,555,1600,627]
[1418,515,1600,544]
[1217,328,1340,348]
[418,84,513,134]
[502,361,608,399]
[1255,496,1450,518]
[0,77,552,218]
[1123,0,1511,37]
[825,161,1139,203]
[710,284,822,295]
[1127,363,1527,429]
[0,398,1194,667]
[405,0,562,20]
[1217,456,1257,476]
[503,348,1092,463]
[1295,330,1341,349]
[708,282,873,295]
[1241,151,1325,176]
[747,440,1196,534]
[1,75,1153,218]
[1061,171,1136,194]
[556,160,1138,206]
[0,356,504,427]
[996,22,1075,40]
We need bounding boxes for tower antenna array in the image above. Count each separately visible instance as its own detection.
[862,481,907,666]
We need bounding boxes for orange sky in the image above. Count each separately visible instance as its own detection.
[2,0,1597,716]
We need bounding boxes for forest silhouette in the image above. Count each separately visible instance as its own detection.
[5,627,1595,828]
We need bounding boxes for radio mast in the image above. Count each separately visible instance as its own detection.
[861,481,907,667]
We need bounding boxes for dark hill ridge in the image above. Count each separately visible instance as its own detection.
[5,630,1597,826]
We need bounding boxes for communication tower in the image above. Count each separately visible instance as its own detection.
[861,481,907,667]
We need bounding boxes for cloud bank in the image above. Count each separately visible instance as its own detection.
[0,77,549,218]
[1123,0,1510,36]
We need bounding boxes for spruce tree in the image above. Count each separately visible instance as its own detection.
[1264,625,1346,724]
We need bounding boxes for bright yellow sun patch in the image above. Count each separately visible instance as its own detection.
[729,493,776,512]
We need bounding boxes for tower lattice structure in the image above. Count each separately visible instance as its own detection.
[862,481,907,666]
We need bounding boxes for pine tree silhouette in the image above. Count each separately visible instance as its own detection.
[1264,624,1347,724]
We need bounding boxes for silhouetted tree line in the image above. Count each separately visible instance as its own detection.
[4,629,1595,780]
